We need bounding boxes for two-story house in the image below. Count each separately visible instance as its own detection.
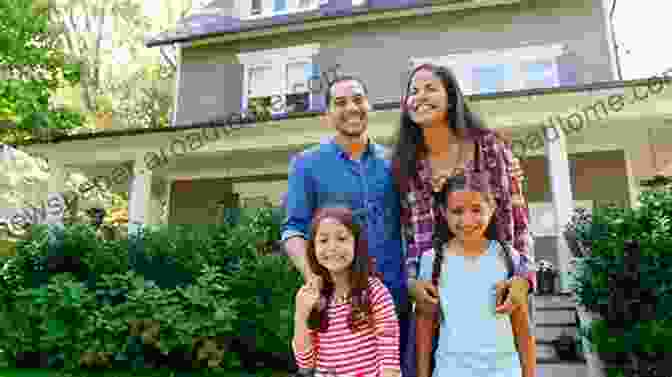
[18,0,672,370]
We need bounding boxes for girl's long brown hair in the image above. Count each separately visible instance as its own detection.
[305,206,379,332]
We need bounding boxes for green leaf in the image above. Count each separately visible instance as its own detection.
[47,319,66,338]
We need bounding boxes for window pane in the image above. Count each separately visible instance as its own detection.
[274,0,287,12]
[472,64,514,94]
[286,93,309,113]
[287,62,309,94]
[524,61,558,89]
[248,66,274,97]
[251,0,262,13]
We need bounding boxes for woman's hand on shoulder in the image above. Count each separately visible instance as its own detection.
[495,276,529,314]
[410,279,439,311]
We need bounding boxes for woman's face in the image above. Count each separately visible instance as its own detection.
[442,190,495,243]
[314,217,355,274]
[407,69,450,127]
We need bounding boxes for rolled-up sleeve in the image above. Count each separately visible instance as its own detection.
[281,154,315,243]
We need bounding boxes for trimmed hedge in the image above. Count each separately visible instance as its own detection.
[571,188,672,377]
[0,206,301,375]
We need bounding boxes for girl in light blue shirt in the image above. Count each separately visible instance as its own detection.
[416,174,533,377]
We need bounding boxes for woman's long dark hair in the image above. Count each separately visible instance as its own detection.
[391,64,488,192]
[305,206,377,332]
[430,175,498,288]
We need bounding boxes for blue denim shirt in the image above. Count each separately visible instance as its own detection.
[281,137,407,309]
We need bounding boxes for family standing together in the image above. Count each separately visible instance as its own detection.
[282,63,538,377]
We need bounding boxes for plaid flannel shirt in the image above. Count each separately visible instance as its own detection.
[395,128,536,289]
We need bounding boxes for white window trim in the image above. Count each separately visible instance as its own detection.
[237,44,320,114]
[244,0,319,20]
[410,43,566,94]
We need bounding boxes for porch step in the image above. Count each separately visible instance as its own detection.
[533,293,586,367]
[537,362,587,377]
[536,323,577,342]
[534,293,576,310]
[535,307,576,325]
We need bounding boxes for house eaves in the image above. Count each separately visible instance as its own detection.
[146,0,521,48]
[13,76,671,148]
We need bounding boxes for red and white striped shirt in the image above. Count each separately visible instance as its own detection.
[293,277,401,377]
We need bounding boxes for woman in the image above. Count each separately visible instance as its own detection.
[390,63,536,375]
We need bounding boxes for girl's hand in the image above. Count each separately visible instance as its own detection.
[295,276,322,320]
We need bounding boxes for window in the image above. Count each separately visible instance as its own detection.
[473,64,514,95]
[246,0,318,19]
[273,0,287,12]
[410,44,565,95]
[237,44,320,119]
[251,0,262,14]
[298,0,316,8]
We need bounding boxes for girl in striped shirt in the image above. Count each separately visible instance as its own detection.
[293,206,402,377]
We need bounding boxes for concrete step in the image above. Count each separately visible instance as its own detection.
[535,308,577,325]
[537,361,587,377]
[534,294,576,310]
[536,324,577,342]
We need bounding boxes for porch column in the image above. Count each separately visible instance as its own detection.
[623,148,641,208]
[127,157,152,236]
[160,179,172,224]
[544,126,574,293]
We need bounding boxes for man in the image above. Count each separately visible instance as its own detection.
[282,76,410,374]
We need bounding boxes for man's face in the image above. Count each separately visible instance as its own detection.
[327,80,370,138]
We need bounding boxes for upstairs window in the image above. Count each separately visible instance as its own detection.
[411,44,565,95]
[246,0,319,19]
[238,44,321,120]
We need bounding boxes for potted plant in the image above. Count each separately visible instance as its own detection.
[552,331,579,361]
[564,207,593,258]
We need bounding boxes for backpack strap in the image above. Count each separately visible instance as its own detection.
[497,240,516,280]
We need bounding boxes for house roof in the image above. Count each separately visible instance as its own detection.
[12,76,671,147]
[144,0,495,47]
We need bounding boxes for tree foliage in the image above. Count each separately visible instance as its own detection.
[49,0,151,117]
[0,0,84,144]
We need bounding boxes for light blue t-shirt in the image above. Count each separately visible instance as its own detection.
[418,240,522,377]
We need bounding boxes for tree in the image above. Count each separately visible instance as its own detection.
[48,0,151,117]
[0,0,84,145]
[110,62,175,129]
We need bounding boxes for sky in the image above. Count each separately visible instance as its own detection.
[613,0,671,80]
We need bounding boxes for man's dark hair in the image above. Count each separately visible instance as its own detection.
[324,75,369,110]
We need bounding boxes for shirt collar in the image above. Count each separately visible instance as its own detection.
[328,136,376,160]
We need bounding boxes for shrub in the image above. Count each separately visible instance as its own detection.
[572,187,672,376]
[0,206,297,373]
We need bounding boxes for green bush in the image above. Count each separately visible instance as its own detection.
[572,187,672,375]
[0,206,297,373]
